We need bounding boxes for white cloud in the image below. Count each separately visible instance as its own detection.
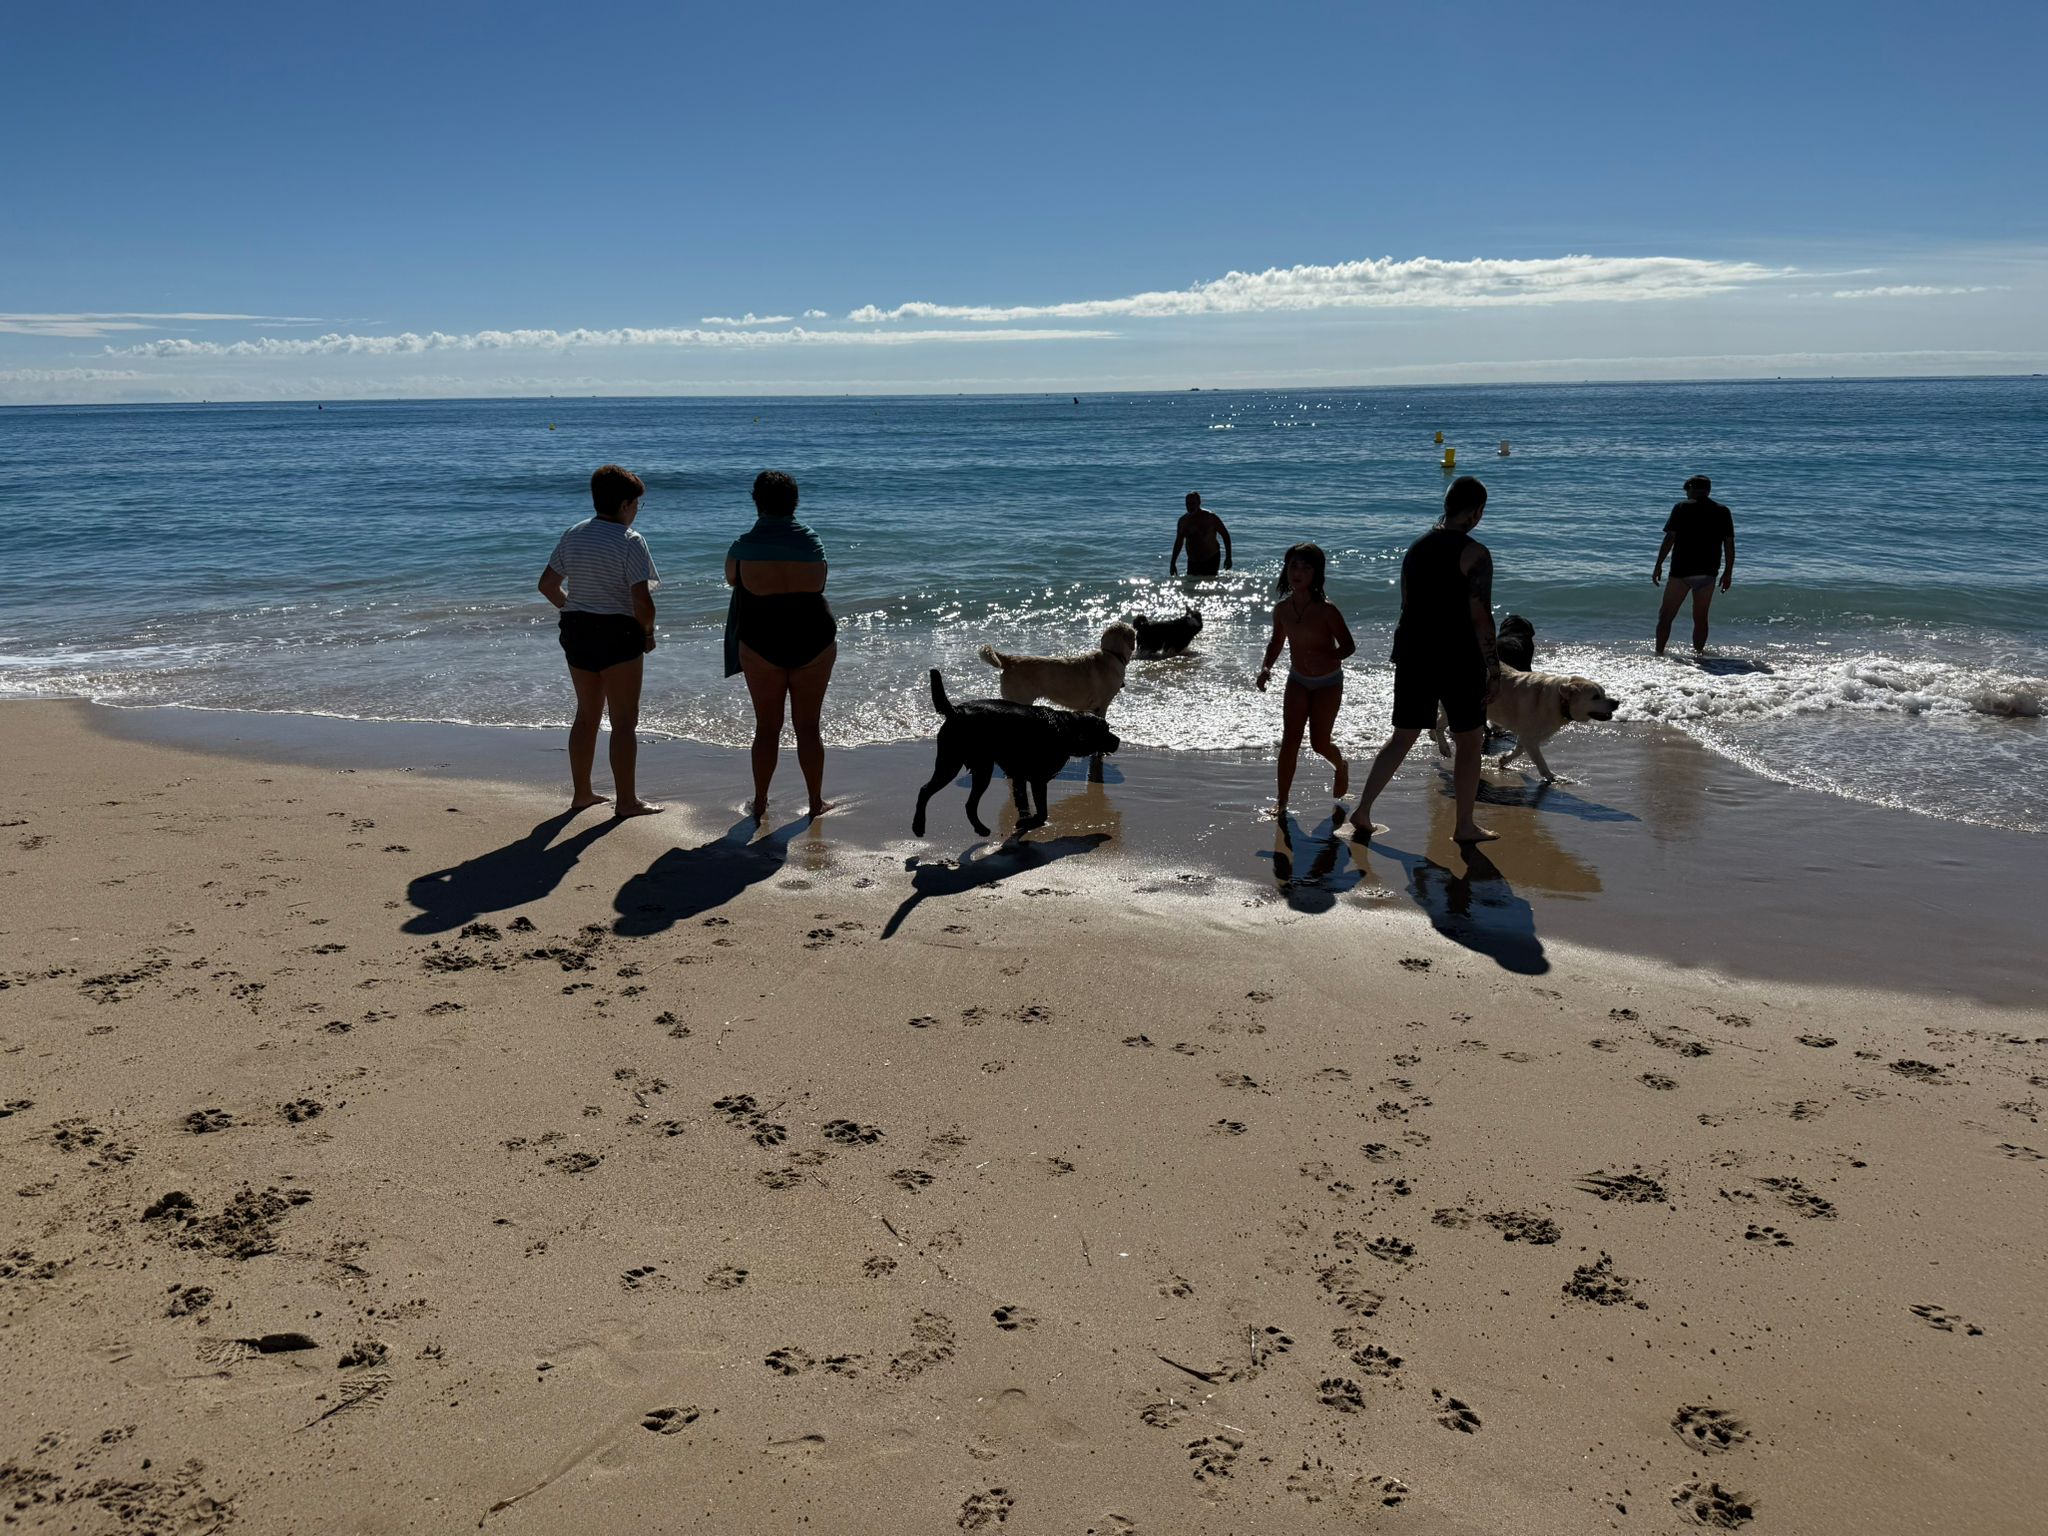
[111,325,1116,360]
[0,311,323,338]
[1829,284,1990,300]
[700,312,795,326]
[844,254,1792,323]
[0,367,145,383]
[802,309,830,319]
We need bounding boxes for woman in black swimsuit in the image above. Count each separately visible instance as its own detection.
[725,471,837,818]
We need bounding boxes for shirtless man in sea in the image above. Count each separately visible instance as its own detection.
[1169,492,1233,578]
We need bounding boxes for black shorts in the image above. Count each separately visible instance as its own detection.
[558,612,645,674]
[1392,655,1487,733]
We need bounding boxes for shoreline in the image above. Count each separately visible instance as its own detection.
[2,695,2043,1534]
[78,697,2048,1010]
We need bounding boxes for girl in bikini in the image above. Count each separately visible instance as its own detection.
[1256,543,1357,817]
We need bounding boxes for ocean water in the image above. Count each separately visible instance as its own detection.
[2,379,2044,830]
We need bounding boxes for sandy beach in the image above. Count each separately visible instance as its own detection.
[3,698,2045,1534]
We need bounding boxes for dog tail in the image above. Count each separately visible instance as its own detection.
[928,668,954,718]
[976,643,1005,670]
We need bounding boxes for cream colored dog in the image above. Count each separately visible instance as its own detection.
[977,622,1138,716]
[1432,665,1619,781]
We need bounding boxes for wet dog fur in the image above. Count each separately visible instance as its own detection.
[913,670,1121,837]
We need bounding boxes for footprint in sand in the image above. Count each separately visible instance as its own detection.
[2000,1143,2045,1160]
[862,1255,897,1278]
[1743,1224,1794,1248]
[1212,1119,1247,1136]
[1673,1405,1750,1453]
[1563,1253,1643,1307]
[889,1168,934,1191]
[619,1265,665,1292]
[182,1108,235,1134]
[1121,1034,1153,1048]
[1889,1059,1950,1083]
[1140,1401,1187,1429]
[1348,1343,1403,1376]
[1482,1210,1561,1245]
[1796,1034,1836,1048]
[764,1347,814,1375]
[822,1119,884,1146]
[1432,1391,1481,1432]
[1186,1434,1243,1485]
[1909,1303,1984,1335]
[706,1266,748,1290]
[1671,1479,1756,1529]
[956,1488,1014,1531]
[1579,1167,1670,1204]
[991,1305,1037,1332]
[1640,1073,1678,1091]
[279,1098,325,1124]
[1317,1376,1366,1413]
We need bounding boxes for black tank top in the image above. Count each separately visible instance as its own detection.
[1393,526,1481,663]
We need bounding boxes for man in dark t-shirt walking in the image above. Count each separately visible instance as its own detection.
[1349,475,1501,843]
[1652,475,1736,653]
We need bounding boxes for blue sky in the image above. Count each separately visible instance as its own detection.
[4,0,2043,402]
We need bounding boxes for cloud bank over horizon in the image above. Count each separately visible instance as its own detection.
[842,255,1794,323]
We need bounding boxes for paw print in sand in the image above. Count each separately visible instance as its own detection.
[641,1405,699,1435]
[889,1168,934,1191]
[990,1305,1036,1332]
[1317,1376,1365,1413]
[1432,1390,1481,1433]
[1673,1404,1750,1453]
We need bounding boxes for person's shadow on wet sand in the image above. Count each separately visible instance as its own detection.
[402,810,622,935]
[1359,836,1549,975]
[883,833,1110,939]
[613,816,811,937]
[1257,812,1365,913]
[1474,778,1638,825]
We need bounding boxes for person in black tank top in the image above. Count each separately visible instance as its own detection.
[1348,476,1502,844]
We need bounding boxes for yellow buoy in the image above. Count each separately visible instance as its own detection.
[1433,430,1444,444]
[1441,447,1457,470]
[549,424,556,431]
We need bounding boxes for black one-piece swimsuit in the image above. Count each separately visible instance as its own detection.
[733,562,837,669]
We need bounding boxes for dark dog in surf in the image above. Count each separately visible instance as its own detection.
[1130,605,1204,658]
[1497,612,1535,672]
[912,670,1120,838]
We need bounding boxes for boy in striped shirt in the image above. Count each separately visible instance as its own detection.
[537,465,664,817]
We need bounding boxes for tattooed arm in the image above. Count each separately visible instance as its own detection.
[1463,542,1499,699]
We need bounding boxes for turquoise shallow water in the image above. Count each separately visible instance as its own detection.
[1,378,2043,829]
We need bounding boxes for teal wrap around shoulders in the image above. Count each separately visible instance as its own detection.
[724,516,827,676]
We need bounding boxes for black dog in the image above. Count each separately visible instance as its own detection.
[1497,613,1536,673]
[1130,605,1203,658]
[912,670,1120,838]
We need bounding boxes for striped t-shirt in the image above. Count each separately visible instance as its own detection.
[546,517,660,617]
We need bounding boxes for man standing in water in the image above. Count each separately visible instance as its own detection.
[1169,492,1233,577]
[1652,475,1735,653]
[1349,476,1500,843]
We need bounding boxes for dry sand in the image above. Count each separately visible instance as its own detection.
[2,699,2044,1534]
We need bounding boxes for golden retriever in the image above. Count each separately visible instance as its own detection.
[1431,665,1618,781]
[977,622,1138,716]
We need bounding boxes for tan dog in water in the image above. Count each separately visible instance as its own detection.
[977,622,1138,716]
[1432,665,1619,781]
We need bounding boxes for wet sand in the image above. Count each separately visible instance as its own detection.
[3,699,2045,1535]
[102,701,2048,1007]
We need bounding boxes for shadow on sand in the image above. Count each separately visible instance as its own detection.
[1474,777,1639,825]
[612,816,812,937]
[402,809,622,935]
[1256,813,1367,913]
[1359,836,1549,975]
[883,833,1110,939]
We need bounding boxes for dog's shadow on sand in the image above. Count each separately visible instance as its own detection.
[883,833,1110,939]
[402,809,622,935]
[612,816,811,937]
[1474,778,1637,824]
[1361,837,1549,976]
[1257,813,1366,913]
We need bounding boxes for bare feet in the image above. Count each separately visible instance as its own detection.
[569,792,610,812]
[1347,809,1382,839]
[806,800,835,819]
[748,797,769,821]
[1332,759,1350,801]
[614,800,665,819]
[1452,822,1499,843]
